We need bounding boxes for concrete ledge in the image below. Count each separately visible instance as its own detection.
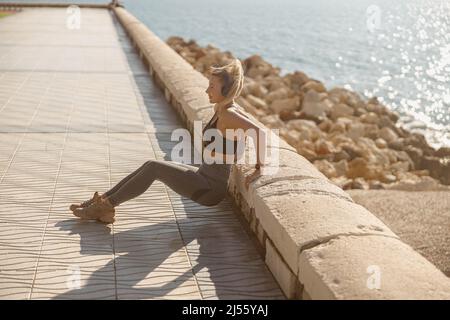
[0,2,111,8]
[298,235,450,299]
[113,6,450,299]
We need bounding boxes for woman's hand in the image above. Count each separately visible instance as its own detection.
[244,168,261,191]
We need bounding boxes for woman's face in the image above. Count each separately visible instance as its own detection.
[205,75,225,103]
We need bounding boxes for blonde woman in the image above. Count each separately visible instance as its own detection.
[69,58,267,224]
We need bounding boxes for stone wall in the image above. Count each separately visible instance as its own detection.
[113,6,450,299]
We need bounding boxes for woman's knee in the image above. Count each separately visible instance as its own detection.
[143,159,161,171]
[144,159,155,167]
[197,192,227,207]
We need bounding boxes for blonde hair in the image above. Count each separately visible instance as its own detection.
[209,58,244,112]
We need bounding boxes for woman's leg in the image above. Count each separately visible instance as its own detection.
[74,162,149,209]
[105,160,222,207]
[103,162,148,198]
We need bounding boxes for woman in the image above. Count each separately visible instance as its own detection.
[69,58,267,224]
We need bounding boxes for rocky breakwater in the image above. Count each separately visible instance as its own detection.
[167,36,450,191]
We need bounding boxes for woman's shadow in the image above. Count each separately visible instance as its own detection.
[52,204,278,300]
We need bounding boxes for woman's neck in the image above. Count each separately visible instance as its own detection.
[214,100,234,114]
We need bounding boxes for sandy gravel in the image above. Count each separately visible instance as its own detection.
[347,190,450,277]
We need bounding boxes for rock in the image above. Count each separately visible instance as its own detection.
[263,76,287,91]
[300,80,326,93]
[259,114,284,128]
[362,123,380,140]
[420,156,450,185]
[301,90,332,120]
[347,122,365,141]
[296,143,317,160]
[366,103,387,116]
[403,133,436,157]
[253,84,269,97]
[367,96,380,105]
[329,133,354,148]
[379,127,398,143]
[313,159,337,178]
[287,118,318,131]
[379,115,397,130]
[247,66,272,79]
[386,110,400,123]
[360,112,379,124]
[283,71,309,92]
[375,138,387,149]
[282,129,302,146]
[246,94,268,110]
[328,87,363,108]
[244,54,280,78]
[368,180,385,189]
[318,118,333,132]
[264,87,292,103]
[340,143,364,160]
[435,147,450,158]
[410,169,429,176]
[236,97,267,117]
[269,96,301,114]
[387,138,405,151]
[403,145,423,169]
[329,122,347,134]
[347,157,384,180]
[330,103,354,120]
[241,80,256,96]
[355,107,368,116]
[330,176,353,189]
[315,139,336,155]
[243,54,269,70]
[343,177,368,190]
[380,173,397,183]
[394,150,414,168]
[332,159,349,177]
[356,137,390,167]
[279,109,302,121]
[287,119,323,142]
[333,150,351,162]
[390,161,411,172]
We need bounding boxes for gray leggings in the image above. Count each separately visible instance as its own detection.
[103,160,232,207]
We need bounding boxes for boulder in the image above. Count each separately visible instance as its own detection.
[379,127,398,143]
[313,159,337,178]
[347,157,384,180]
[360,112,379,124]
[265,87,292,103]
[300,80,327,93]
[330,103,354,120]
[301,90,332,120]
[269,96,301,114]
[283,71,309,91]
[246,94,268,110]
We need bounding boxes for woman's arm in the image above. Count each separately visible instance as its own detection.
[219,108,267,168]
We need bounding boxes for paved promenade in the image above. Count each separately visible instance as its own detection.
[0,7,284,299]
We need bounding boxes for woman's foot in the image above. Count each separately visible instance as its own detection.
[69,193,107,211]
[71,191,116,224]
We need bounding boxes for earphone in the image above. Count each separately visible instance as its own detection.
[221,71,233,97]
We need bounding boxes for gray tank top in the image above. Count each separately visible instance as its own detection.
[202,104,249,157]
